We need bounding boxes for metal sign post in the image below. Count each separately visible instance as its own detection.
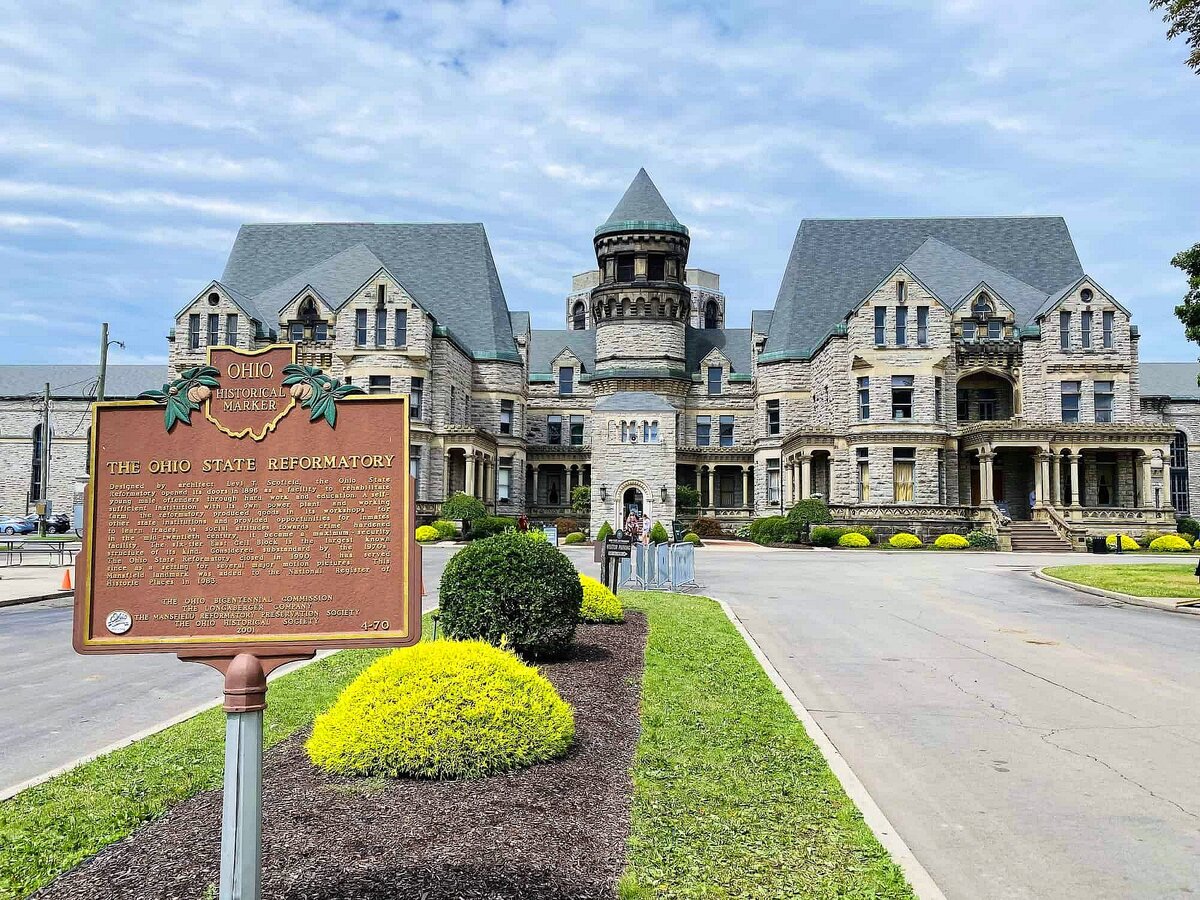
[604,535,632,594]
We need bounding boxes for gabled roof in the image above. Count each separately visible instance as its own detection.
[764,217,1084,360]
[598,168,683,233]
[686,327,752,374]
[901,237,1048,321]
[528,329,596,374]
[219,223,519,361]
[1029,275,1131,321]
[175,280,259,321]
[1139,363,1200,401]
[0,365,166,399]
[251,244,387,316]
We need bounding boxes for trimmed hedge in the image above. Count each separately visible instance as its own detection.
[431,519,458,540]
[1178,516,1200,538]
[442,492,486,526]
[1106,534,1139,551]
[749,516,799,545]
[578,574,624,623]
[889,532,923,549]
[966,530,998,550]
[682,532,702,545]
[596,521,613,542]
[1138,530,1166,548]
[844,524,875,543]
[415,525,439,543]
[1149,534,1192,552]
[933,533,969,550]
[469,516,518,540]
[838,532,870,548]
[306,640,574,779]
[787,498,832,527]
[439,530,582,657]
[650,521,670,543]
[564,532,585,544]
[810,525,846,547]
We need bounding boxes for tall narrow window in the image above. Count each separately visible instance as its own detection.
[893,447,916,503]
[375,307,387,347]
[497,458,512,502]
[368,375,391,394]
[704,300,719,329]
[891,375,914,420]
[857,447,870,502]
[978,388,997,421]
[188,313,200,350]
[719,414,735,447]
[916,306,928,345]
[1080,310,1093,349]
[707,366,722,396]
[897,280,907,303]
[987,319,1002,340]
[858,376,870,420]
[874,307,886,346]
[767,459,781,504]
[957,389,969,421]
[356,310,368,346]
[961,321,976,341]
[558,366,574,396]
[1094,380,1114,423]
[937,449,946,504]
[1061,381,1080,423]
[377,284,386,305]
[570,415,584,446]
[313,322,328,342]
[766,399,780,436]
[647,254,665,281]
[696,415,711,446]
[394,309,407,347]
[1060,311,1071,350]
[896,306,908,345]
[409,376,423,419]
[225,313,238,345]
[649,420,659,443]
[547,415,562,445]
[207,313,220,346]
[616,254,634,282]
[499,399,513,435]
[572,302,586,331]
[1102,310,1114,349]
[289,322,304,343]
[934,376,943,422]
[1171,432,1189,512]
[410,446,422,495]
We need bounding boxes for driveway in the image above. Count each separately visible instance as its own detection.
[685,546,1200,900]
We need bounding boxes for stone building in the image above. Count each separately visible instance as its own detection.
[3,168,1200,548]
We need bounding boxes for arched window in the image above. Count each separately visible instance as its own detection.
[704,299,719,329]
[288,296,327,343]
[572,301,586,331]
[972,292,993,320]
[30,423,47,501]
[1170,432,1189,512]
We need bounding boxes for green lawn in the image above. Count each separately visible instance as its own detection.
[620,591,913,899]
[1044,564,1200,598]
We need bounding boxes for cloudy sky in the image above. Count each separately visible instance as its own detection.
[0,0,1196,368]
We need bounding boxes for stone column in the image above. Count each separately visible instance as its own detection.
[465,453,476,497]
[800,453,813,500]
[784,459,793,507]
[1050,452,1061,507]
[530,465,539,507]
[742,467,751,508]
[1141,452,1154,509]
[1069,453,1082,509]
[444,451,453,496]
[708,467,717,510]
[979,451,995,504]
[1035,451,1050,507]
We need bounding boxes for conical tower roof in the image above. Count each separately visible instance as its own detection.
[596,168,687,237]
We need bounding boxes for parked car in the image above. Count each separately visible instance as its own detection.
[0,516,35,535]
[50,513,71,533]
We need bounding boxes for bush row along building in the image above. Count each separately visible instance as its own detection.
[3,169,1198,548]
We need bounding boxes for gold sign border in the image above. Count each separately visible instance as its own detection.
[77,388,413,650]
[202,343,298,441]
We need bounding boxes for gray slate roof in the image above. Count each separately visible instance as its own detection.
[602,169,679,226]
[594,391,676,412]
[528,329,596,373]
[0,365,166,399]
[750,310,773,335]
[902,237,1052,323]
[765,217,1084,359]
[685,328,752,373]
[508,311,530,338]
[220,223,518,361]
[250,243,387,317]
[1140,363,1200,400]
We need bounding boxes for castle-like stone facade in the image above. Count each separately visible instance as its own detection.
[4,169,1200,548]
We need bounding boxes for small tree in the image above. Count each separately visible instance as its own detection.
[787,498,832,527]
[442,492,486,533]
[1150,0,1200,74]
[1170,243,1200,351]
[676,484,700,510]
[650,521,670,543]
[570,485,591,515]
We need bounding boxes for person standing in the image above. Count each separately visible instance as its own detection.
[640,513,652,546]
[624,509,639,541]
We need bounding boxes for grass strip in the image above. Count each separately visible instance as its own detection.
[1044,564,1200,598]
[619,591,913,899]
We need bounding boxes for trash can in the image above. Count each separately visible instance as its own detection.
[1090,536,1109,554]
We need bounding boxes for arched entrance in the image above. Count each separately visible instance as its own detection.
[622,486,644,518]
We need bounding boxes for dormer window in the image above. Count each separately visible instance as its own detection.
[972,292,993,321]
[289,296,326,343]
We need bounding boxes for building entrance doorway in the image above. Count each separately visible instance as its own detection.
[622,486,644,518]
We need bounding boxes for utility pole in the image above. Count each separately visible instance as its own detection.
[97,322,109,402]
[39,382,51,536]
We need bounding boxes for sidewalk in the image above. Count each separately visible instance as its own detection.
[0,565,73,607]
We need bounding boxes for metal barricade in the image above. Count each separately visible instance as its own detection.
[671,542,697,588]
[617,541,698,591]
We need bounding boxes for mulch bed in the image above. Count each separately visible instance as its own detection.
[35,614,648,900]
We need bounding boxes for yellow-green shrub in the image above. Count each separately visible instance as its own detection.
[306,640,573,779]
[889,532,923,549]
[838,532,870,548]
[934,533,969,550]
[564,532,585,544]
[415,525,439,543]
[1106,534,1139,551]
[682,531,701,544]
[578,574,624,623]
[1149,534,1192,552]
[1194,538,1200,550]
[431,519,458,539]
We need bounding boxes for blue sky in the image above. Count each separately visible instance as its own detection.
[0,0,1197,366]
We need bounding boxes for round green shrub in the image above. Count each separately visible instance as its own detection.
[845,524,875,542]
[1138,530,1166,548]
[1194,538,1200,550]
[690,516,725,537]
[596,521,613,542]
[432,519,459,540]
[810,525,848,547]
[563,532,585,544]
[1149,534,1192,552]
[682,531,701,545]
[578,574,624,623]
[749,516,798,545]
[1106,534,1139,551]
[1177,516,1200,538]
[838,532,870,548]
[649,521,669,543]
[442,492,486,528]
[787,498,832,527]
[966,530,998,550]
[469,515,517,540]
[415,525,439,543]
[439,530,582,657]
[306,640,574,779]
[890,532,923,549]
[934,533,969,550]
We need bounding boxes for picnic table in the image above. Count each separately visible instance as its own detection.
[0,539,78,566]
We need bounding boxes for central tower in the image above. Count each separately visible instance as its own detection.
[590,169,691,395]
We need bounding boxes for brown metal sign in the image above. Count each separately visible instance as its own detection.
[73,344,420,657]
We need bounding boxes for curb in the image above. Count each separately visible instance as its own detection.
[711,595,948,900]
[0,589,72,609]
[1033,569,1200,616]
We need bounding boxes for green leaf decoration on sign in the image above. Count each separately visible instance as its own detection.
[138,366,221,432]
[281,363,363,429]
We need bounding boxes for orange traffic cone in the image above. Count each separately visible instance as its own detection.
[61,569,72,591]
